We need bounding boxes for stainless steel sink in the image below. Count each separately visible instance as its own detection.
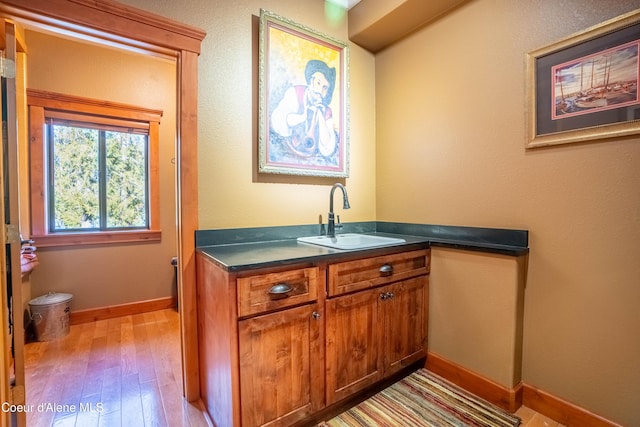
[297,233,405,250]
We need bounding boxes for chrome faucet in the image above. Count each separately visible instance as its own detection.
[327,183,350,238]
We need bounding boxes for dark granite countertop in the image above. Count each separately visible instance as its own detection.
[197,232,430,272]
[196,222,529,272]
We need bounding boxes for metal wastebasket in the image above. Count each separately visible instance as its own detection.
[29,292,73,341]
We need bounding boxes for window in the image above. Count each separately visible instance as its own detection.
[48,121,149,231]
[28,90,162,247]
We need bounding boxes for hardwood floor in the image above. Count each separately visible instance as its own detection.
[24,309,208,427]
[516,405,567,427]
[24,308,558,427]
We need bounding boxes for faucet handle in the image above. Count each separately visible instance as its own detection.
[335,215,343,231]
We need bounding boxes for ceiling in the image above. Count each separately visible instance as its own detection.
[347,0,469,53]
[326,0,363,9]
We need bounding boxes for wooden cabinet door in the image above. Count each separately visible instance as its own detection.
[239,303,323,427]
[382,276,428,376]
[326,288,383,404]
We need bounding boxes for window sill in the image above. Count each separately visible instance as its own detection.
[31,230,162,248]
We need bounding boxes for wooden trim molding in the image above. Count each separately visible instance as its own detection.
[427,352,624,426]
[1,0,206,402]
[26,88,163,122]
[70,296,177,325]
[522,384,624,427]
[31,230,161,248]
[177,48,202,401]
[425,351,522,413]
[27,90,163,247]
[0,0,206,55]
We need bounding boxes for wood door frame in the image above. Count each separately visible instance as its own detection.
[0,0,206,401]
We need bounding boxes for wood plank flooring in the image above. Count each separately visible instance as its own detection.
[24,309,208,427]
[24,308,559,427]
[516,405,568,427]
[316,403,563,427]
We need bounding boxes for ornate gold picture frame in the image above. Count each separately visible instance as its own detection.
[526,9,640,148]
[258,9,349,176]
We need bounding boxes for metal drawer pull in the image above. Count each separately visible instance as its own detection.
[379,264,393,275]
[268,283,294,299]
[379,292,395,301]
[312,311,321,319]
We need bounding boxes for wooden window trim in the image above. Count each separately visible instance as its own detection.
[28,89,163,247]
[1,0,206,402]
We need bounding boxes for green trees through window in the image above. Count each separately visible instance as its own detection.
[105,131,147,228]
[49,123,148,231]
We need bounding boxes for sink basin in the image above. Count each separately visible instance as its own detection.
[297,233,405,250]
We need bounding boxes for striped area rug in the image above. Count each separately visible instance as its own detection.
[320,369,521,427]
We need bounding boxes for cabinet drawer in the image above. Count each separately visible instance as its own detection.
[238,267,319,317]
[328,249,429,296]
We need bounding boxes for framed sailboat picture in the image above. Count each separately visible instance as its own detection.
[258,9,349,177]
[526,9,640,148]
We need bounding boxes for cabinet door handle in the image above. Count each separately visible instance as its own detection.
[379,292,394,301]
[379,264,393,276]
[312,311,321,319]
[268,283,293,299]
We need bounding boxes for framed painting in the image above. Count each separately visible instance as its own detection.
[258,9,349,177]
[526,9,640,148]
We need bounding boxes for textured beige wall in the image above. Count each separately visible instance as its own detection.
[25,31,178,310]
[119,0,378,229]
[74,0,638,424]
[375,1,640,425]
[429,247,524,388]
